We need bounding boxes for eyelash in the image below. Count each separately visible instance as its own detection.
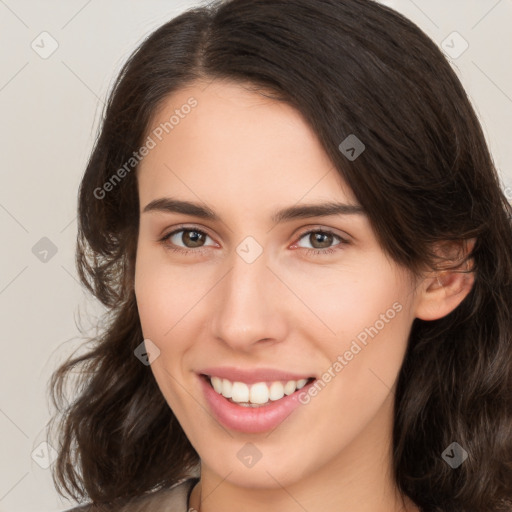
[158,225,349,257]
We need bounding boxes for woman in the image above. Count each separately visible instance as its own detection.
[48,0,512,511]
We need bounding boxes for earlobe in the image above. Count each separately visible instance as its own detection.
[414,239,476,321]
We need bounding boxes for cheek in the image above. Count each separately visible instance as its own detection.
[281,252,407,344]
[294,256,413,416]
[134,251,199,416]
[134,244,197,342]
[133,245,218,394]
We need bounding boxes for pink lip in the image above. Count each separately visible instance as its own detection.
[198,366,315,384]
[198,374,316,434]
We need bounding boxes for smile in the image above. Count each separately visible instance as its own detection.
[207,375,313,406]
[197,369,317,433]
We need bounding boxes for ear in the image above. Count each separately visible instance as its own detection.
[414,238,476,321]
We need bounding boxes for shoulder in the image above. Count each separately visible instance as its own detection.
[63,477,199,512]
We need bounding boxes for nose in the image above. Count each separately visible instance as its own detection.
[210,245,289,352]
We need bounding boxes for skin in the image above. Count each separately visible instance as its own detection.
[134,78,475,512]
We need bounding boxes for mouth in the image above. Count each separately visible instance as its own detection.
[195,365,319,433]
[197,371,318,433]
[200,374,316,407]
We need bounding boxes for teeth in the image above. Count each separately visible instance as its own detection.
[231,381,250,402]
[222,378,233,398]
[211,376,223,394]
[284,380,297,395]
[250,382,269,404]
[269,381,285,401]
[208,376,311,405]
[296,378,308,389]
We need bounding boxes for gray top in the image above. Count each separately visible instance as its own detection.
[64,478,199,512]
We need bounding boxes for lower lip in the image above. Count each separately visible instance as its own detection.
[199,375,316,434]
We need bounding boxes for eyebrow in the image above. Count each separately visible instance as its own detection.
[142,197,366,224]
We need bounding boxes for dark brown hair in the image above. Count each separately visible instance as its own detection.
[48,0,512,510]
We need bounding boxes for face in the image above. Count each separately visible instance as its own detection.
[134,79,421,490]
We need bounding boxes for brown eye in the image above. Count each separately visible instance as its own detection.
[296,230,344,250]
[308,232,335,249]
[180,229,206,248]
[160,228,214,250]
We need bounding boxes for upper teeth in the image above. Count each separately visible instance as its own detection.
[209,376,309,405]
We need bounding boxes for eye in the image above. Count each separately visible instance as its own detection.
[159,226,216,255]
[158,225,349,257]
[293,228,349,256]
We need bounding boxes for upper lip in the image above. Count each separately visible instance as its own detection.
[198,366,315,384]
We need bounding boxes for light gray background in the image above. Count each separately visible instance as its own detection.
[1,1,511,511]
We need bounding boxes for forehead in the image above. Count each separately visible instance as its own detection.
[137,79,357,209]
